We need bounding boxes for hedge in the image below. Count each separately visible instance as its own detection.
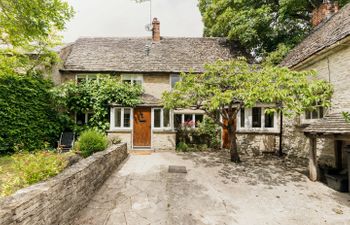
[0,73,62,152]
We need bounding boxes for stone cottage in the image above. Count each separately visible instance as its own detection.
[280,2,350,181]
[57,18,239,150]
[56,18,288,153]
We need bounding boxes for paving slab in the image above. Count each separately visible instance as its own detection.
[72,151,350,225]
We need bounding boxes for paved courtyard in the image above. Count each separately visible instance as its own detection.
[72,151,350,225]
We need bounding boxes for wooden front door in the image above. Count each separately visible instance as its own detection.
[133,107,151,147]
[222,118,236,149]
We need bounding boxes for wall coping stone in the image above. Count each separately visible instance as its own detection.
[0,143,128,225]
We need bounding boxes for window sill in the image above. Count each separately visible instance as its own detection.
[107,129,132,133]
[237,129,280,135]
[153,129,176,134]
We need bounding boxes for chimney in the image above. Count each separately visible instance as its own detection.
[334,1,340,13]
[152,18,160,42]
[311,1,339,27]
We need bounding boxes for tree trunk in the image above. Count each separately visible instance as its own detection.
[308,136,318,181]
[227,120,240,163]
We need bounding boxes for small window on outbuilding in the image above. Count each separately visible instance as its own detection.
[305,106,324,120]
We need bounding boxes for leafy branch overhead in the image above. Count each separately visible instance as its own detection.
[162,59,333,162]
[0,0,74,75]
[198,0,350,63]
[0,0,74,47]
[163,59,333,119]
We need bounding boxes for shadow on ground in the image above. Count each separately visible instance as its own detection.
[180,150,309,187]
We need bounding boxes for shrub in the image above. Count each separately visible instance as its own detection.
[176,116,221,151]
[196,117,221,149]
[176,142,189,152]
[0,73,63,152]
[75,129,108,158]
[1,151,68,196]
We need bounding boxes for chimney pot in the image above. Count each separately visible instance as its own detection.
[334,1,339,13]
[152,18,160,42]
[311,1,339,27]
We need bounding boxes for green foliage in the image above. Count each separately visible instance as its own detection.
[176,117,221,151]
[196,117,221,149]
[52,76,143,131]
[342,112,350,122]
[176,142,189,152]
[198,0,350,61]
[163,59,333,161]
[74,129,108,158]
[163,59,333,118]
[1,151,68,196]
[0,0,74,47]
[263,44,291,66]
[0,0,74,77]
[0,73,64,152]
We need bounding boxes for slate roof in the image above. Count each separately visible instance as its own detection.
[280,3,350,68]
[61,37,234,73]
[304,113,350,134]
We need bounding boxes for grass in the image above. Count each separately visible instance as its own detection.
[0,155,15,194]
[0,151,74,197]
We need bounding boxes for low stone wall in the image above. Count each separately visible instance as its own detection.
[152,131,176,150]
[237,133,279,156]
[0,143,128,225]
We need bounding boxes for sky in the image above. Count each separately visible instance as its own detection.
[62,0,204,43]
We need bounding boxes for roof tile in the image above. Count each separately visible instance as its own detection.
[280,3,350,68]
[62,37,234,73]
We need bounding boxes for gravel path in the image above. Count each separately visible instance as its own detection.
[72,151,350,225]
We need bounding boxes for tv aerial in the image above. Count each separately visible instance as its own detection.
[136,0,153,32]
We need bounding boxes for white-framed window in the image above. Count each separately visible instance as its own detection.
[305,107,324,120]
[110,107,133,130]
[238,107,278,131]
[170,74,181,89]
[174,113,204,129]
[76,74,99,84]
[121,74,143,85]
[152,108,172,129]
[76,112,94,126]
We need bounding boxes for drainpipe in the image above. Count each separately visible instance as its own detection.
[346,145,350,192]
[277,101,283,157]
[279,112,283,157]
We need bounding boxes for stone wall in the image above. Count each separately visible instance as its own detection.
[282,117,335,166]
[143,74,170,99]
[297,43,350,112]
[152,131,176,150]
[237,133,279,156]
[0,144,128,225]
[282,44,350,166]
[108,132,132,149]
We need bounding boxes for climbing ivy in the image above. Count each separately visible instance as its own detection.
[52,76,143,132]
[0,73,64,152]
